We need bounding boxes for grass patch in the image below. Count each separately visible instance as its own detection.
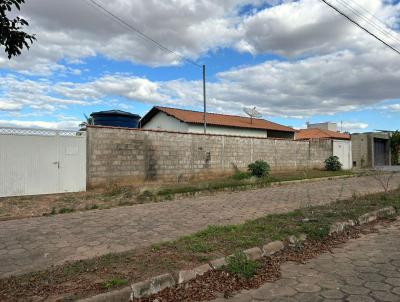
[138,170,355,202]
[104,185,134,199]
[102,278,128,290]
[225,251,259,279]
[58,208,75,214]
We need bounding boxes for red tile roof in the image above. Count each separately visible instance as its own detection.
[295,128,350,140]
[141,106,295,133]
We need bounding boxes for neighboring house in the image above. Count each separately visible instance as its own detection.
[352,132,391,168]
[140,106,295,139]
[295,124,352,170]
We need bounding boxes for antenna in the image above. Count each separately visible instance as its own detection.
[243,107,262,124]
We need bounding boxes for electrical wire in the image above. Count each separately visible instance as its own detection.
[320,0,400,55]
[345,0,400,44]
[335,0,400,46]
[85,0,202,68]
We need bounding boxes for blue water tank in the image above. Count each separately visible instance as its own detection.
[90,110,141,128]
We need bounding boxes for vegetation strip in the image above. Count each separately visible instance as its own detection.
[0,188,399,301]
[0,170,355,221]
[83,206,396,301]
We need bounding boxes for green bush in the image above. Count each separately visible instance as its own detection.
[324,156,342,171]
[248,160,270,178]
[225,251,259,279]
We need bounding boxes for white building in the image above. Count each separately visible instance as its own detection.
[295,123,353,170]
[140,106,295,139]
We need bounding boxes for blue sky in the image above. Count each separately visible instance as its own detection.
[0,0,400,132]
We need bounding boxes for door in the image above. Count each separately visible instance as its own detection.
[0,128,86,197]
[333,140,352,170]
[374,139,386,166]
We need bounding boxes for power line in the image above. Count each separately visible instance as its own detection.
[335,0,400,46]
[85,0,202,68]
[320,0,400,55]
[345,0,400,44]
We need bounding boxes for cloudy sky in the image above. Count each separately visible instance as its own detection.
[0,0,400,132]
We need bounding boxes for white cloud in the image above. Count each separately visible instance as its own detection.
[236,0,400,57]
[0,0,250,74]
[0,101,22,111]
[0,119,81,130]
[341,121,369,132]
[383,103,400,111]
[2,0,398,75]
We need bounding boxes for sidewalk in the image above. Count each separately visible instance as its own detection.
[210,219,400,302]
[0,174,399,278]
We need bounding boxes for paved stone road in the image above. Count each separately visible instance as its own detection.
[0,175,399,278]
[210,219,400,302]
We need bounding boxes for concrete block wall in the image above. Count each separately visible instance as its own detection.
[87,127,333,187]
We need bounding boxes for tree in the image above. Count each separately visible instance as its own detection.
[391,130,400,165]
[0,0,35,59]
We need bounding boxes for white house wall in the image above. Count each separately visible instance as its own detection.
[333,140,352,170]
[188,124,268,138]
[142,112,189,132]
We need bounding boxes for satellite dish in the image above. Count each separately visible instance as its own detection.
[243,107,262,123]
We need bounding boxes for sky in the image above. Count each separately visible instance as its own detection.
[0,0,400,132]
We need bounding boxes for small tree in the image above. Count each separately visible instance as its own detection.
[391,130,400,165]
[248,160,270,178]
[325,156,342,171]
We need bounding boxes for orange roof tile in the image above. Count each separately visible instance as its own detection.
[141,106,295,133]
[295,128,350,140]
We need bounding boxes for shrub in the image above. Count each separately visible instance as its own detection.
[225,251,259,279]
[324,156,342,171]
[248,160,270,178]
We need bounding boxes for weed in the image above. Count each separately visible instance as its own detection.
[232,170,251,180]
[102,278,128,290]
[58,208,75,214]
[225,251,259,279]
[104,185,134,199]
[61,194,76,203]
[137,190,155,203]
[50,207,56,215]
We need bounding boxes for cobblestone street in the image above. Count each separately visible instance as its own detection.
[210,219,400,302]
[0,175,399,278]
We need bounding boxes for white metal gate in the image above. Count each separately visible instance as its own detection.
[0,127,86,197]
[333,139,352,170]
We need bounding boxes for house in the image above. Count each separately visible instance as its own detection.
[295,123,352,170]
[351,132,391,168]
[140,106,295,139]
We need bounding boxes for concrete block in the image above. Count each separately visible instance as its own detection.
[178,263,212,284]
[131,273,175,298]
[78,286,132,302]
[358,213,377,225]
[243,247,263,260]
[376,206,396,217]
[263,241,284,256]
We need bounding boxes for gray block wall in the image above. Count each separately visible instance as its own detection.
[87,127,332,187]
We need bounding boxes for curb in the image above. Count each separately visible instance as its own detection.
[79,205,397,302]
